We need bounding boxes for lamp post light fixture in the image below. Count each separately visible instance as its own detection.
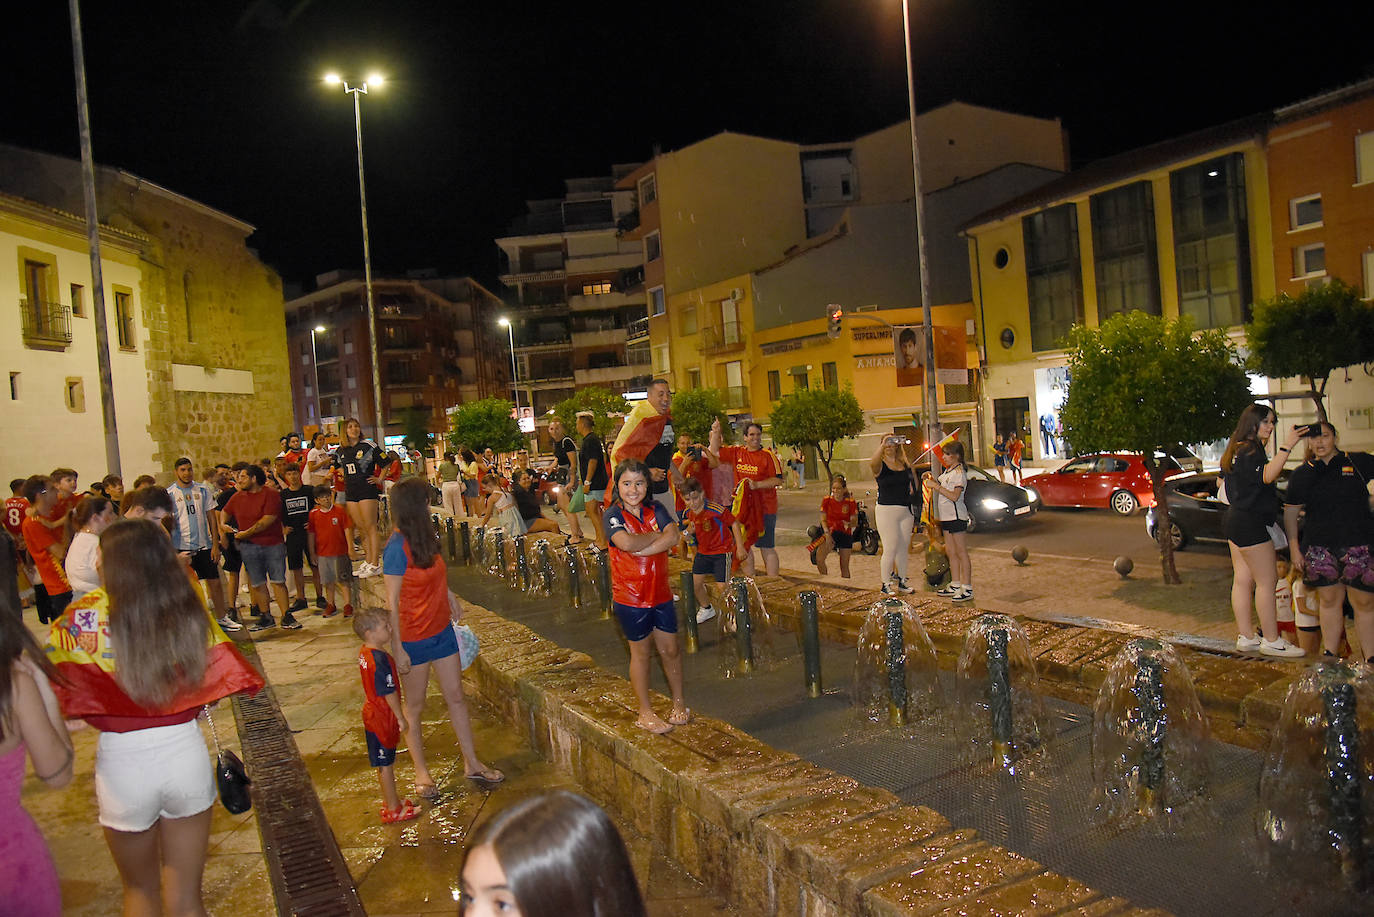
[324,71,386,446]
[498,316,521,424]
[309,324,325,429]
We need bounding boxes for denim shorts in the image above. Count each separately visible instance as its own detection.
[755,514,778,549]
[239,540,286,587]
[402,624,459,665]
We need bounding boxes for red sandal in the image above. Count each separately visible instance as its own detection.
[380,799,421,824]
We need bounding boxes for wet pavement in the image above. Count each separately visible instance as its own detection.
[21,607,734,916]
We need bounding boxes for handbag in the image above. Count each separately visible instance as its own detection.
[1266,522,1288,550]
[568,485,586,513]
[203,704,252,814]
[453,622,480,670]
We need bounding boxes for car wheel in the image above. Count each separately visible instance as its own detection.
[964,512,978,534]
[862,531,881,556]
[1168,521,1187,551]
[1110,490,1139,516]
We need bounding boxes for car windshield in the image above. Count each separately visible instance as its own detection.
[965,464,995,482]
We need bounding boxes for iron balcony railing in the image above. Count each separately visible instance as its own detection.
[627,316,650,341]
[722,385,751,409]
[20,298,73,346]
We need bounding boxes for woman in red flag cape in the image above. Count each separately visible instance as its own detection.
[45,518,263,916]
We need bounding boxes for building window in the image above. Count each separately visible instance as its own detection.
[639,173,657,206]
[1023,203,1083,351]
[649,286,666,316]
[114,289,136,349]
[1364,251,1374,300]
[1293,243,1326,279]
[343,328,354,354]
[644,231,662,263]
[9,373,19,401]
[1357,132,1374,185]
[680,305,697,336]
[1170,153,1251,330]
[687,368,701,390]
[767,370,781,401]
[626,340,650,366]
[1090,181,1161,319]
[792,372,809,393]
[822,362,838,390]
[1289,194,1323,230]
[652,343,670,374]
[581,281,612,295]
[70,283,85,317]
[64,378,85,413]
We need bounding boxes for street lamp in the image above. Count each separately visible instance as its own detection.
[324,71,386,446]
[498,316,521,423]
[309,324,325,429]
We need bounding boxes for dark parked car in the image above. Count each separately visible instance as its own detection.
[915,463,1039,532]
[1144,470,1292,549]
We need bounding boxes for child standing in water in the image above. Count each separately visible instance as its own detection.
[353,607,419,823]
[603,460,689,735]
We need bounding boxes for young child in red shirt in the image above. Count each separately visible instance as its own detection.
[353,607,419,823]
[816,474,857,578]
[308,485,354,618]
[680,477,741,625]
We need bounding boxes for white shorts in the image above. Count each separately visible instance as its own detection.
[95,719,216,832]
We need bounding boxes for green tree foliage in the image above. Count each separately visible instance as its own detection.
[400,406,433,455]
[447,397,524,454]
[671,388,734,444]
[1245,279,1374,422]
[1060,311,1251,583]
[551,387,629,439]
[767,386,865,481]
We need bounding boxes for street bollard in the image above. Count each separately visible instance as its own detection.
[492,530,506,582]
[594,548,611,619]
[730,576,753,674]
[514,534,529,591]
[1322,675,1364,881]
[680,571,699,654]
[459,521,471,566]
[1132,654,1166,810]
[565,544,582,609]
[431,513,441,545]
[800,590,822,698]
[538,540,556,594]
[445,517,456,561]
[885,605,905,726]
[987,626,1014,767]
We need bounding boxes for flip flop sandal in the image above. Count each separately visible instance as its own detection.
[380,799,421,824]
[667,708,692,726]
[635,716,673,735]
[466,767,506,785]
[413,782,440,800]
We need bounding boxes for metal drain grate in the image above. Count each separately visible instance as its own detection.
[230,640,365,916]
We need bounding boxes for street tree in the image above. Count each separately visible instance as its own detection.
[767,386,865,481]
[552,386,628,439]
[1059,311,1251,584]
[400,406,433,457]
[447,397,524,454]
[1245,278,1374,422]
[671,388,734,444]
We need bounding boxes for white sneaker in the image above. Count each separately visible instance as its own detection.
[1236,634,1263,651]
[936,583,961,598]
[880,582,897,596]
[696,605,717,624]
[1259,637,1305,658]
[217,615,243,632]
[954,587,974,603]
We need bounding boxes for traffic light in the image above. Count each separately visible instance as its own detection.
[826,304,843,339]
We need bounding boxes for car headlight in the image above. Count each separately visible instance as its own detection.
[982,498,1008,511]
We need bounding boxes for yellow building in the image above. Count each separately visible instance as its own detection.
[964,115,1276,462]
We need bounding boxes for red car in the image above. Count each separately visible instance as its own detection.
[1021,452,1186,516]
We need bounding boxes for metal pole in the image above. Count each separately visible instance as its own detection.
[309,327,322,431]
[458,519,469,565]
[565,543,582,609]
[504,321,521,437]
[348,86,385,447]
[800,591,822,698]
[987,626,1014,767]
[594,548,611,619]
[1132,653,1166,810]
[67,0,120,476]
[679,571,699,654]
[730,577,753,674]
[445,516,456,562]
[900,0,941,454]
[1322,674,1364,882]
[885,605,906,725]
[513,534,529,591]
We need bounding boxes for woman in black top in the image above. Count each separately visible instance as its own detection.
[337,417,384,576]
[511,469,561,537]
[868,435,918,595]
[1283,421,1374,661]
[1220,403,1303,657]
[545,419,585,543]
[576,413,610,547]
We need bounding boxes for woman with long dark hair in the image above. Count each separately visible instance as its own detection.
[338,417,385,577]
[1220,403,1304,657]
[384,477,502,799]
[0,531,73,916]
[45,519,263,916]
[459,791,646,917]
[511,468,562,536]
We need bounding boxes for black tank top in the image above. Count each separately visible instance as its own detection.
[876,464,913,506]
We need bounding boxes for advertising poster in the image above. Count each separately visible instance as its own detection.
[893,325,967,388]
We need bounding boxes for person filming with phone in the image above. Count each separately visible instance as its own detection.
[1283,420,1374,663]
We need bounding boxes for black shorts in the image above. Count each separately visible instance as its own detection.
[187,548,219,581]
[692,552,729,582]
[220,540,242,574]
[942,519,968,534]
[1225,508,1270,549]
[285,529,313,570]
[345,480,380,503]
[829,531,854,550]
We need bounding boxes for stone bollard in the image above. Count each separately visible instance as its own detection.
[565,544,582,609]
[800,590,822,698]
[885,605,905,726]
[987,626,1014,767]
[431,513,441,543]
[730,576,754,674]
[459,521,471,566]
[680,571,699,654]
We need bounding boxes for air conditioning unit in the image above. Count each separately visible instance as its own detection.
[729,287,744,301]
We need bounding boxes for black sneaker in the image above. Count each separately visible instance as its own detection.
[314,596,327,610]
[249,615,276,632]
[281,614,303,631]
[248,605,262,620]
[289,599,308,613]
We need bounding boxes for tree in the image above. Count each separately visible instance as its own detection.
[447,397,524,454]
[551,387,628,439]
[1245,279,1374,422]
[1059,311,1251,584]
[767,386,865,481]
[400,406,433,456]
[670,388,734,444]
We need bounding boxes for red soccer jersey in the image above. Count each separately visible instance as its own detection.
[307,505,351,557]
[382,534,451,643]
[686,502,735,556]
[22,516,70,594]
[358,646,401,747]
[822,497,857,535]
[3,496,27,540]
[44,492,79,523]
[718,446,782,514]
[223,488,285,546]
[279,449,307,475]
[604,501,674,608]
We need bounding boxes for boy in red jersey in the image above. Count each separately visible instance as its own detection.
[308,485,354,617]
[21,476,71,623]
[680,478,741,625]
[352,607,418,823]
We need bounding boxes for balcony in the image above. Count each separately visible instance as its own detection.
[20,298,72,347]
[377,300,427,319]
[568,290,643,312]
[574,364,638,386]
[617,209,640,235]
[570,327,625,348]
[627,317,650,342]
[314,343,339,362]
[565,251,642,276]
[700,322,746,355]
[617,264,645,292]
[721,385,751,411]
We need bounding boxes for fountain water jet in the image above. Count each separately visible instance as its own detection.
[954,613,1047,770]
[852,598,941,726]
[720,576,776,677]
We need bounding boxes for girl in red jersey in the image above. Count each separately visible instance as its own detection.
[383,478,502,798]
[603,460,688,734]
[815,474,857,578]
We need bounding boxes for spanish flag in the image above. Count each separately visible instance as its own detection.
[929,427,960,463]
[46,589,264,720]
[610,399,669,467]
[729,480,766,575]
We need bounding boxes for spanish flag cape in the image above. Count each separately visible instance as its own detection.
[610,400,668,467]
[46,588,264,719]
[730,480,767,575]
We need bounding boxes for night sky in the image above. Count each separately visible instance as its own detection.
[9,1,1372,292]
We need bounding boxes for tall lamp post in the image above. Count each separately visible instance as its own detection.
[498,316,521,426]
[324,72,386,446]
[309,324,325,430]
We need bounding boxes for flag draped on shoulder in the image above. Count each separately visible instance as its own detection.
[730,481,766,574]
[46,588,264,719]
[610,400,668,466]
